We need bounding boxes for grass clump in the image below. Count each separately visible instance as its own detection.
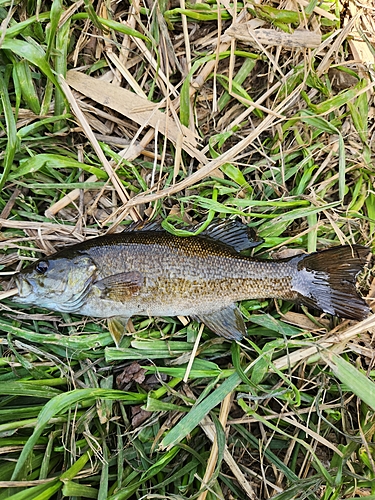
[0,0,375,498]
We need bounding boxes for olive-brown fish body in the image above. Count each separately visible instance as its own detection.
[13,222,370,342]
[75,232,297,319]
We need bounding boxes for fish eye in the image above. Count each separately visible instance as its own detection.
[35,261,49,274]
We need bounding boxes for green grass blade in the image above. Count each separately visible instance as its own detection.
[45,0,62,60]
[1,39,60,89]
[10,153,107,180]
[2,11,50,38]
[53,10,69,130]
[11,389,145,480]
[2,480,61,500]
[322,352,375,412]
[0,74,19,191]
[161,371,242,449]
[13,60,41,114]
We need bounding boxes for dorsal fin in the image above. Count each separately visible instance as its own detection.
[121,218,263,252]
[199,219,263,252]
[122,220,163,232]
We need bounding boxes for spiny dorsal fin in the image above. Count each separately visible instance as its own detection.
[122,218,263,252]
[122,220,163,232]
[199,219,263,252]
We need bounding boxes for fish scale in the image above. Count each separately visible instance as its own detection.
[80,234,298,311]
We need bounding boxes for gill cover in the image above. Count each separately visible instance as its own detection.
[15,254,97,313]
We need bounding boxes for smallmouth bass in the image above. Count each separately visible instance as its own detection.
[12,220,370,344]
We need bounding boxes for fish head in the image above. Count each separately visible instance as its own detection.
[14,253,97,313]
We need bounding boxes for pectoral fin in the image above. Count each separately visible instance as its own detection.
[108,316,130,346]
[194,304,246,341]
[95,271,144,301]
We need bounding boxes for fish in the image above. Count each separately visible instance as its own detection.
[12,220,371,344]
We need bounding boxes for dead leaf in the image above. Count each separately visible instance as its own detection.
[116,361,146,390]
[131,405,151,428]
[66,71,207,164]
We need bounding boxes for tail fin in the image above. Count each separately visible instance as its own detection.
[292,245,370,321]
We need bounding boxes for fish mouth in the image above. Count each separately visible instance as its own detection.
[14,275,33,299]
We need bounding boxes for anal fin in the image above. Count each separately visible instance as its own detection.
[108,316,130,347]
[194,304,246,341]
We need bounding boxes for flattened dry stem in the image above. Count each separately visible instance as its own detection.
[226,26,321,49]
[0,288,18,300]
